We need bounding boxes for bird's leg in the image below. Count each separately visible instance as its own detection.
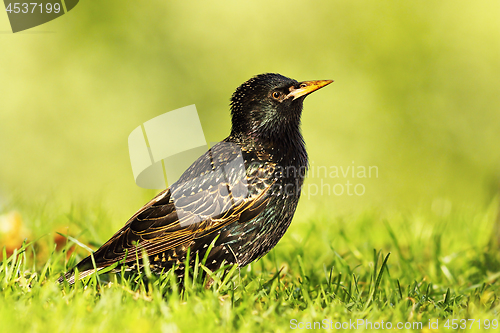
[226,244,242,284]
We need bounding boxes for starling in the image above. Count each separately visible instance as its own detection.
[59,73,332,284]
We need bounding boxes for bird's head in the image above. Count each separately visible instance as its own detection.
[230,73,332,141]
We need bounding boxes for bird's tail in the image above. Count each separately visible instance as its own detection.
[57,255,105,285]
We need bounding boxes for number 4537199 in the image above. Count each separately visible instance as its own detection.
[444,319,498,330]
[5,3,61,14]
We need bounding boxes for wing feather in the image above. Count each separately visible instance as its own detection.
[78,141,275,270]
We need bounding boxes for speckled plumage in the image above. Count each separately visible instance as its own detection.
[59,73,332,284]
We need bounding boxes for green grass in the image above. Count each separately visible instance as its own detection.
[1,201,500,333]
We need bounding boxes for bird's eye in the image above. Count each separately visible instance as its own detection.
[272,92,281,99]
[300,83,307,88]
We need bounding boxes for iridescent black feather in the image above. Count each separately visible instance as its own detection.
[58,73,331,284]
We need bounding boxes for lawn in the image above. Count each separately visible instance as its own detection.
[1,200,499,333]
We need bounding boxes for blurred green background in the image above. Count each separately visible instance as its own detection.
[1,0,499,230]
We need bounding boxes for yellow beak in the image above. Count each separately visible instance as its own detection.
[286,80,333,100]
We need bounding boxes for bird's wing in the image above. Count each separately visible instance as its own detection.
[86,141,275,269]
